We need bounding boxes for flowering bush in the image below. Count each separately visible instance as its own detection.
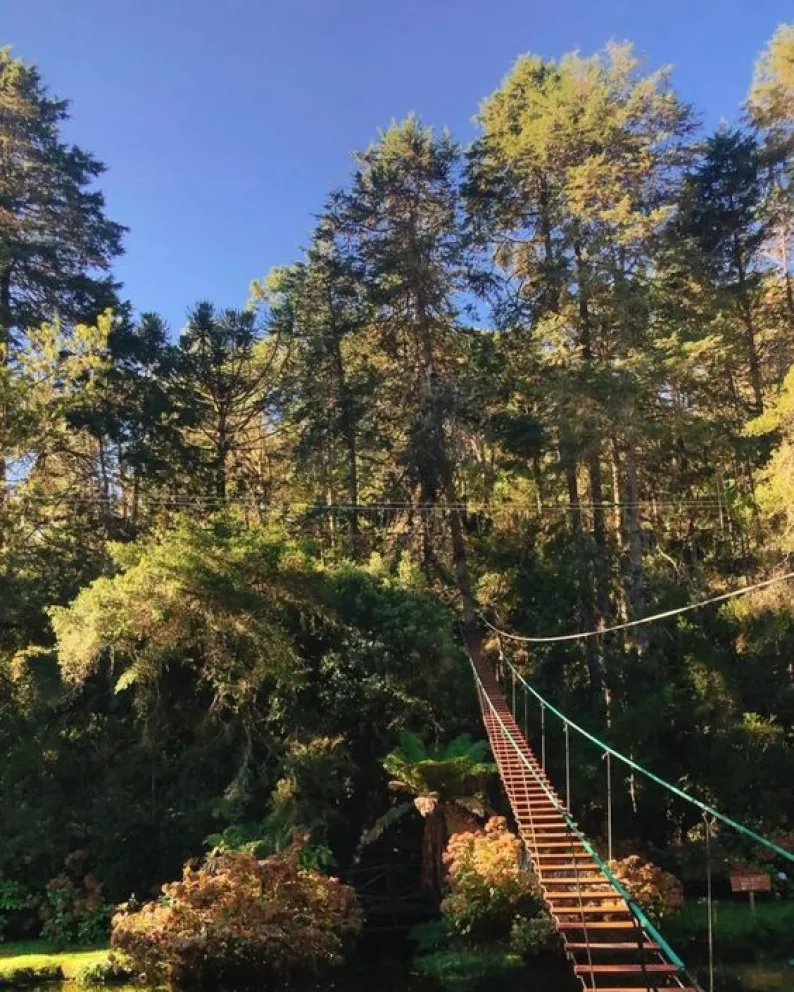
[111,848,361,988]
[39,869,110,947]
[608,855,684,924]
[441,817,547,945]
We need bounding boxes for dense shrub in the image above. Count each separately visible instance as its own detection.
[412,816,556,985]
[441,816,547,944]
[111,847,361,988]
[76,958,133,985]
[39,869,110,947]
[608,855,684,924]
[508,913,557,956]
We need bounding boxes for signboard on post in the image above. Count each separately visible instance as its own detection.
[729,872,771,913]
[730,873,772,893]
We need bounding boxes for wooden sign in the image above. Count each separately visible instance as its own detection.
[730,872,771,893]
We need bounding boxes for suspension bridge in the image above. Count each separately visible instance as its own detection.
[464,595,794,992]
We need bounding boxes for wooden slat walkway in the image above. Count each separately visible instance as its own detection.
[471,650,697,991]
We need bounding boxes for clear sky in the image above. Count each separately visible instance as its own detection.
[4,0,792,330]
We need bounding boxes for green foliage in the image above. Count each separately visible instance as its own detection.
[383,732,494,804]
[111,849,361,989]
[0,882,28,942]
[76,957,133,986]
[412,947,524,990]
[665,901,794,963]
[508,914,557,957]
[409,918,454,954]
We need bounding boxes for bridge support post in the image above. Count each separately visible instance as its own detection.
[704,813,715,992]
[606,751,613,862]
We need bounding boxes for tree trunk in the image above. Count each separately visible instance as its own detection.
[735,250,763,413]
[216,411,228,502]
[574,240,611,715]
[416,284,476,629]
[623,443,648,654]
[420,808,447,899]
[327,309,360,559]
[561,437,606,704]
[0,265,11,516]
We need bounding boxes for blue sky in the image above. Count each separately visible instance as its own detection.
[4,0,792,330]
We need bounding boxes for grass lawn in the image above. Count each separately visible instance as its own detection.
[665,899,794,963]
[0,941,111,979]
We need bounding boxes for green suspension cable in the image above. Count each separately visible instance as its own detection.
[503,656,794,865]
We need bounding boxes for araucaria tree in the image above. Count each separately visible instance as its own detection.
[0,47,124,501]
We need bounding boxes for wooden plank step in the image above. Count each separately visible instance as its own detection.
[532,854,594,861]
[543,879,605,886]
[574,963,678,973]
[545,890,619,899]
[533,841,587,848]
[558,921,639,930]
[552,906,634,927]
[524,828,571,835]
[542,876,606,883]
[565,942,661,951]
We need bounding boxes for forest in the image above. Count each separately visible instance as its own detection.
[1,21,794,992]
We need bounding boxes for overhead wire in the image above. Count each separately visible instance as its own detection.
[7,493,734,512]
[480,570,794,643]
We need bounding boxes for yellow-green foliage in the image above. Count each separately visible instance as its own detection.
[49,518,312,711]
[607,855,684,924]
[0,943,110,980]
[746,367,794,551]
[748,23,794,130]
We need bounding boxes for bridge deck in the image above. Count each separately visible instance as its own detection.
[471,649,697,991]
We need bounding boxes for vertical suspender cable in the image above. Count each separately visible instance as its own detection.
[704,813,715,992]
[540,702,546,771]
[564,721,571,812]
[606,751,613,863]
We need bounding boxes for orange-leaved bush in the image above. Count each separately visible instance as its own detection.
[111,848,361,988]
[441,817,547,943]
[608,855,684,924]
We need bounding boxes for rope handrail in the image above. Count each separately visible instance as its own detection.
[502,655,794,865]
[480,570,794,643]
[467,652,692,978]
